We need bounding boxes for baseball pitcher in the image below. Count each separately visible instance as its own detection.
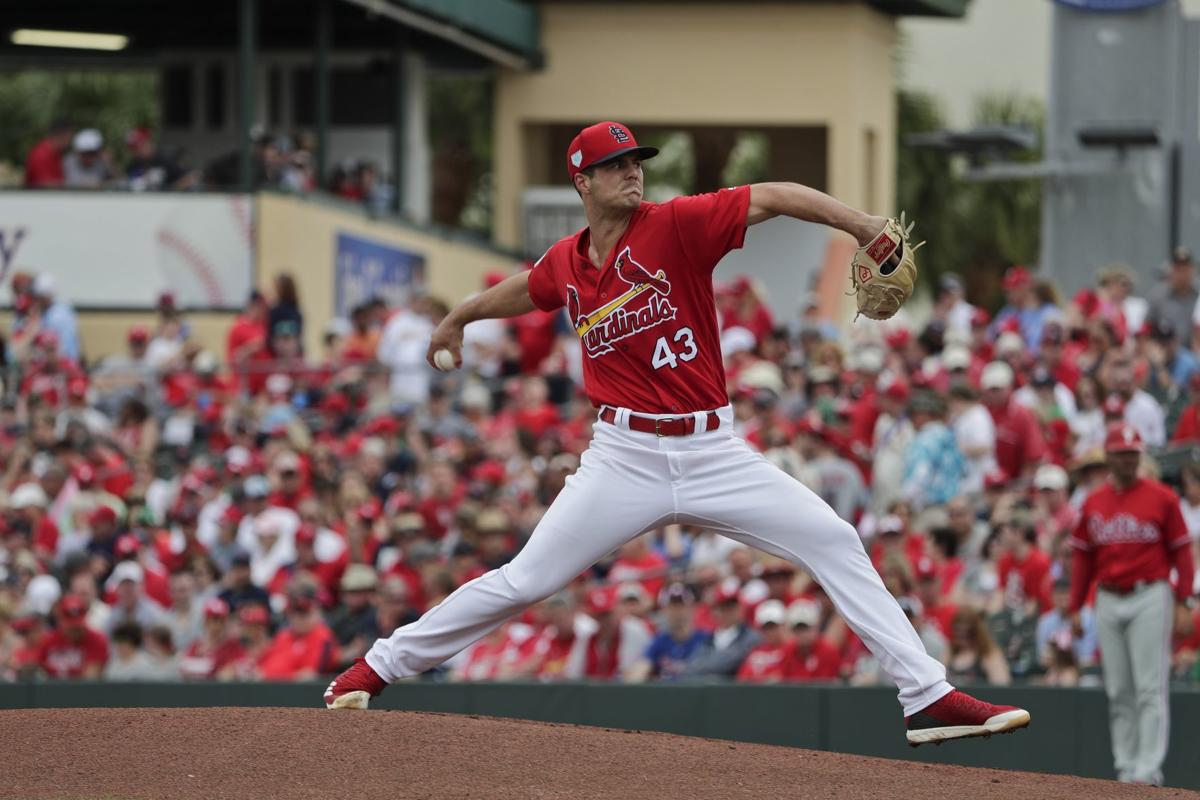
[324,121,1029,745]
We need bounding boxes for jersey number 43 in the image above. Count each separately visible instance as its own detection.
[651,327,698,370]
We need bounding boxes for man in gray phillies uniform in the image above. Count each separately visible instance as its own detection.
[1070,423,1196,784]
[324,121,1031,746]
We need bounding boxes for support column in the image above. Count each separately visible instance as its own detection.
[238,0,258,192]
[392,32,407,215]
[402,51,431,224]
[315,0,332,188]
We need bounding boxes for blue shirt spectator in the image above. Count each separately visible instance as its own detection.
[902,397,965,510]
[643,629,712,680]
[34,275,80,362]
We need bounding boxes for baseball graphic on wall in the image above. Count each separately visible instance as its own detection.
[155,195,254,308]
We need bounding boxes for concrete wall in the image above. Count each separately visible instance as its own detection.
[492,2,899,250]
[1,193,523,364]
[257,193,523,358]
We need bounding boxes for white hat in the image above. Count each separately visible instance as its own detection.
[942,344,971,371]
[980,361,1015,391]
[111,560,144,585]
[856,347,885,374]
[193,350,218,373]
[995,332,1025,357]
[1034,464,1069,492]
[73,128,103,152]
[787,599,821,628]
[737,361,784,395]
[720,326,756,358]
[265,373,293,396]
[754,599,786,627]
[8,483,48,510]
[23,574,62,616]
[274,451,301,472]
[31,274,56,298]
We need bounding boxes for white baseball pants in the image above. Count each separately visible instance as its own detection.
[365,405,953,715]
[1095,581,1173,785]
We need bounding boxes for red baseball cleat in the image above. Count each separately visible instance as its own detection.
[324,658,388,710]
[905,689,1030,746]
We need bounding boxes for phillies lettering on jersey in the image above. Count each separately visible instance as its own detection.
[528,186,751,413]
[1087,513,1162,545]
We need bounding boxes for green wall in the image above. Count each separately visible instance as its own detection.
[2,681,1197,789]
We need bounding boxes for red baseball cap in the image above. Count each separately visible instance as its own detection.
[295,523,317,545]
[203,597,230,619]
[1104,423,1143,454]
[114,534,141,558]
[566,121,658,179]
[59,594,88,620]
[1002,266,1034,290]
[238,605,270,626]
[586,586,618,615]
[127,325,150,344]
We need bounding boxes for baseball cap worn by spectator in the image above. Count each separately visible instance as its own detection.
[1104,423,1143,454]
[203,597,230,619]
[787,599,821,629]
[566,122,659,178]
[754,599,786,628]
[341,564,379,593]
[1033,464,1069,492]
[981,362,1015,391]
[659,583,696,606]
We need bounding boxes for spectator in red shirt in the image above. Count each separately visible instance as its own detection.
[38,595,108,679]
[981,361,1047,482]
[735,599,790,683]
[256,585,340,680]
[179,598,246,680]
[226,291,270,389]
[780,599,840,681]
[8,483,59,560]
[24,120,73,188]
[913,557,957,640]
[995,514,1053,614]
[607,535,669,602]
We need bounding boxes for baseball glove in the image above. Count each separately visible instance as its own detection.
[848,212,923,321]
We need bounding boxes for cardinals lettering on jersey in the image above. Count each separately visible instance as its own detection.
[567,247,677,358]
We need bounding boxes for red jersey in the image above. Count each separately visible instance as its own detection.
[997,547,1053,611]
[179,637,247,680]
[1069,478,1195,610]
[25,138,65,188]
[256,623,340,680]
[988,400,1048,479]
[737,642,789,682]
[38,628,108,678]
[511,308,560,374]
[608,550,670,601]
[781,637,842,681]
[527,187,751,413]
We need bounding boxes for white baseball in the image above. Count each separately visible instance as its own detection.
[433,349,456,371]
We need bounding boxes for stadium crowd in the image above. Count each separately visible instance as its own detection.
[1,252,1199,687]
[21,120,385,208]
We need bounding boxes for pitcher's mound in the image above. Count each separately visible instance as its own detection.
[0,707,1191,799]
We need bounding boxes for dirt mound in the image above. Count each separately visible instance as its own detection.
[0,707,1193,800]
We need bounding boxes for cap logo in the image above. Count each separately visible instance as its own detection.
[608,125,630,143]
[1124,428,1134,443]
[570,150,583,168]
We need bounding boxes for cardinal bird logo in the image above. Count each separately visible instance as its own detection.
[569,247,676,358]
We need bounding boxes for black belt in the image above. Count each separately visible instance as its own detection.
[1098,579,1163,596]
[599,407,720,437]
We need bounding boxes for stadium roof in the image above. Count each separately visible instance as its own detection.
[531,0,970,18]
[0,0,541,70]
